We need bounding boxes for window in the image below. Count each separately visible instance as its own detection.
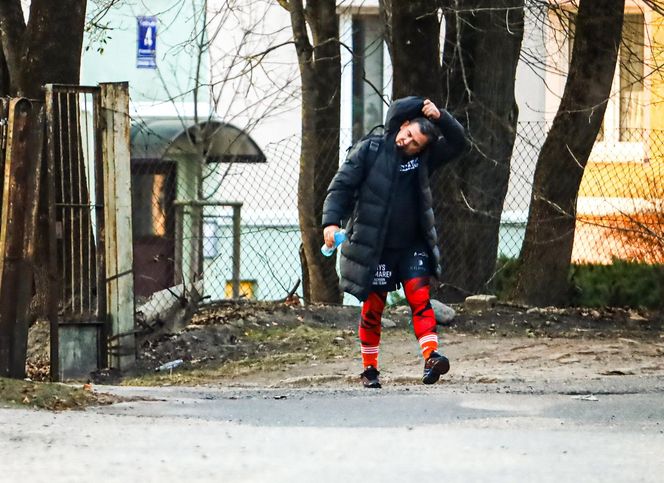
[593,13,646,143]
[203,220,221,258]
[579,12,647,162]
[351,15,384,142]
[619,13,645,142]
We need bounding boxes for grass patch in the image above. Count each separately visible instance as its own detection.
[123,353,305,386]
[124,324,355,386]
[0,377,105,410]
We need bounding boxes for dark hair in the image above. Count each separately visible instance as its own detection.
[411,117,440,144]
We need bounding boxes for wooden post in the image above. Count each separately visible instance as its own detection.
[0,99,44,378]
[99,83,135,370]
[43,87,60,381]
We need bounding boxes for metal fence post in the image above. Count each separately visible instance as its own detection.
[174,203,183,285]
[232,204,242,299]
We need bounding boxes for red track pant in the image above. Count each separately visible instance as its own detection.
[359,276,438,368]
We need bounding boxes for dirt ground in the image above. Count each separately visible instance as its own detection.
[24,300,664,389]
[86,300,664,390]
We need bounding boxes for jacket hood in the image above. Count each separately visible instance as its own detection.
[384,96,426,134]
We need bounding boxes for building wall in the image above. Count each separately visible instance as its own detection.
[82,0,211,117]
[206,0,301,149]
[650,11,664,131]
[573,3,664,264]
[503,3,549,219]
[578,4,664,205]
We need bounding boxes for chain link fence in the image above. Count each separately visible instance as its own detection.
[130,121,664,310]
[505,123,664,265]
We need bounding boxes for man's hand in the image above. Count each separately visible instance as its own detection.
[323,225,340,247]
[422,99,441,121]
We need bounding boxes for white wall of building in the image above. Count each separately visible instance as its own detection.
[504,3,550,218]
[82,0,212,119]
[206,0,301,148]
[515,4,548,123]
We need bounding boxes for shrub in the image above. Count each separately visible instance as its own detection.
[570,260,664,309]
[492,256,521,301]
[491,257,664,309]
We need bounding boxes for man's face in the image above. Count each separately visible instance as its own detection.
[395,120,429,156]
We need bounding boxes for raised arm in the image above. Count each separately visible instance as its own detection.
[431,108,467,167]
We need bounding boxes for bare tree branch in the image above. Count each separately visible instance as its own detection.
[286,0,314,78]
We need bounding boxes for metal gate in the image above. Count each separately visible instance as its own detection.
[44,85,106,380]
[0,83,133,381]
[44,83,135,380]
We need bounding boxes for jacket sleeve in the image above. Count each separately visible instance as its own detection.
[321,141,369,227]
[429,109,468,171]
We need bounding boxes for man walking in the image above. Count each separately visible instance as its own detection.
[322,96,466,388]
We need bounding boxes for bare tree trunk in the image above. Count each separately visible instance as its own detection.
[434,0,524,300]
[382,0,524,301]
[282,0,342,303]
[1,0,87,98]
[513,0,624,306]
[0,47,9,97]
[381,0,442,101]
[0,1,88,334]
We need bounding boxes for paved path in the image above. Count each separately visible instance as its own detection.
[2,382,663,482]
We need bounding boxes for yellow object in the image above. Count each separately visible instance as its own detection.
[225,280,256,299]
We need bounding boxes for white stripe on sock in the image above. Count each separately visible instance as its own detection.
[418,334,438,345]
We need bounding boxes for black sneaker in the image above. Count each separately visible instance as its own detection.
[360,366,382,388]
[422,352,450,385]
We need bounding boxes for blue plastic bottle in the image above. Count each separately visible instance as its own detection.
[321,230,347,257]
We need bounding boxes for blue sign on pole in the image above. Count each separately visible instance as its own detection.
[137,16,157,69]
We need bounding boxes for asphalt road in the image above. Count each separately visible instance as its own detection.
[1,384,663,482]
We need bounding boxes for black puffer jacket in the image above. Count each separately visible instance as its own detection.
[322,96,467,301]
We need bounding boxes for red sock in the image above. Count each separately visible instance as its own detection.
[359,291,387,368]
[403,277,438,360]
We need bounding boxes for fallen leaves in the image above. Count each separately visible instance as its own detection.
[0,377,120,411]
